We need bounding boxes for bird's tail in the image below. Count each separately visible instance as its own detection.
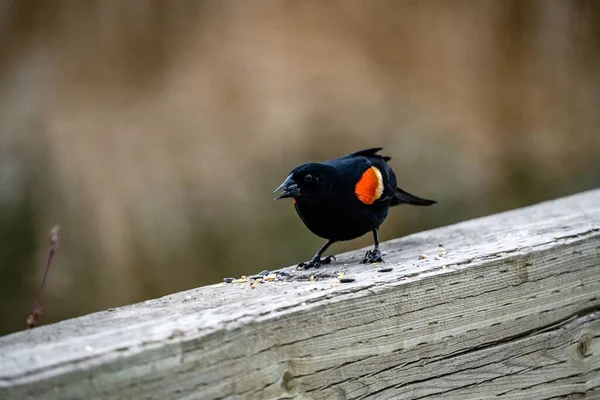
[390,187,436,207]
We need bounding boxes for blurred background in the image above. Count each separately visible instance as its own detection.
[1,0,599,335]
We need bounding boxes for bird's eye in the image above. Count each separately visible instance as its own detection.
[304,174,313,182]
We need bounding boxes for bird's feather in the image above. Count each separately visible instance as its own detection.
[390,187,437,207]
[344,147,391,162]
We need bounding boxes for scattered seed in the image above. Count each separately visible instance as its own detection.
[434,256,440,260]
[223,277,234,283]
[442,265,449,269]
[309,275,314,282]
[330,283,339,288]
[337,272,346,278]
[339,278,356,283]
[264,274,277,281]
[377,268,393,273]
[439,248,446,253]
[419,254,427,260]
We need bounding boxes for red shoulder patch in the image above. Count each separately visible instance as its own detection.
[355,166,384,205]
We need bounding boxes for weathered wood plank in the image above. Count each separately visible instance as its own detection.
[1,189,599,399]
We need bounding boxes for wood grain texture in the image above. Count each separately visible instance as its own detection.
[1,189,599,400]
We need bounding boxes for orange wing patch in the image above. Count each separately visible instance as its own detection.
[355,166,384,204]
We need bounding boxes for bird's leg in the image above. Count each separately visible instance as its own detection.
[362,229,384,264]
[297,240,337,270]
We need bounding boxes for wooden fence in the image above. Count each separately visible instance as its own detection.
[1,189,599,399]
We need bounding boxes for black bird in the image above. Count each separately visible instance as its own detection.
[274,148,436,269]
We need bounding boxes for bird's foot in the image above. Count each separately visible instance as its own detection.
[362,249,384,264]
[297,255,336,270]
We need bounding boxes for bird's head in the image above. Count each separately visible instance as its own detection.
[273,163,337,201]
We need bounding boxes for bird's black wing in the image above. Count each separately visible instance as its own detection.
[333,151,398,206]
[347,150,435,207]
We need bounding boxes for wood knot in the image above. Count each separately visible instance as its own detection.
[281,370,297,392]
[576,334,593,360]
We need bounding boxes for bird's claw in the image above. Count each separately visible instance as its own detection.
[297,255,336,270]
[322,255,336,265]
[362,249,384,264]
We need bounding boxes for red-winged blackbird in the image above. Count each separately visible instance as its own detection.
[274,148,436,269]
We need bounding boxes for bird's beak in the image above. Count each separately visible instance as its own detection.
[273,174,301,200]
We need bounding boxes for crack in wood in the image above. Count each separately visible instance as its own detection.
[304,309,599,397]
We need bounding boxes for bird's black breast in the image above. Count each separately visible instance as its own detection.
[294,196,389,241]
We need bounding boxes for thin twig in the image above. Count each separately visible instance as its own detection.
[27,225,60,329]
